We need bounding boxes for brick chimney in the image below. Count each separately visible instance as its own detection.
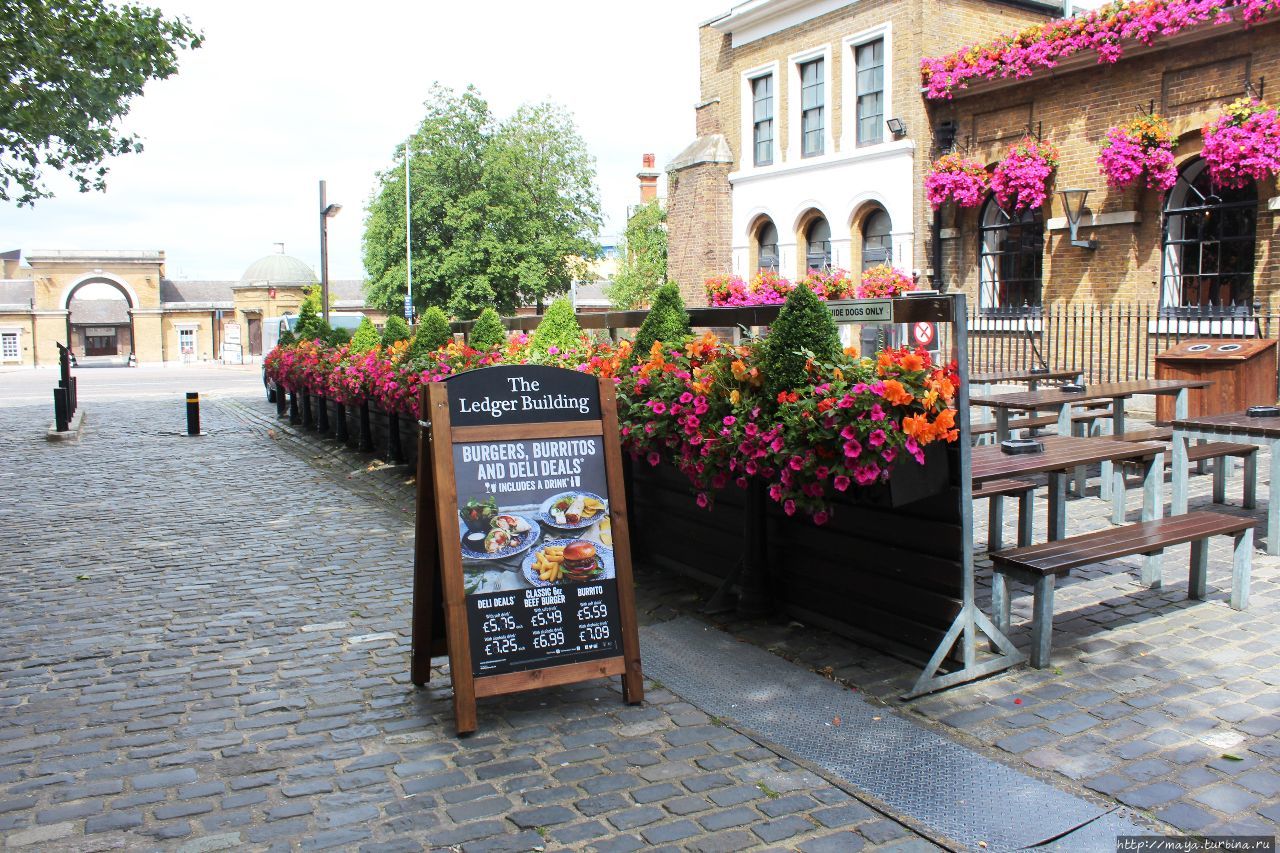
[637,153,659,203]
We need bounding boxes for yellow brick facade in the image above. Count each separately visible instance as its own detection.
[925,16,1280,311]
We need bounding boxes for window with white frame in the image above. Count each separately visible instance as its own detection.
[805,217,832,271]
[855,39,884,146]
[800,58,824,158]
[178,328,196,359]
[752,74,774,166]
[1,332,18,361]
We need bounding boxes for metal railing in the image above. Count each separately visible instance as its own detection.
[966,304,1278,386]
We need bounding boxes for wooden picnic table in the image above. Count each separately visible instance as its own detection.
[972,436,1168,566]
[1172,411,1280,554]
[969,368,1081,389]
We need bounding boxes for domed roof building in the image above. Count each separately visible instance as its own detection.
[239,248,318,284]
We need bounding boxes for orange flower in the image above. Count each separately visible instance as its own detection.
[881,379,914,407]
[899,351,925,372]
[934,407,958,442]
[731,359,749,381]
[729,389,741,405]
[903,413,931,441]
[844,345,860,358]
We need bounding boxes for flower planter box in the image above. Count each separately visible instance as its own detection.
[629,445,963,662]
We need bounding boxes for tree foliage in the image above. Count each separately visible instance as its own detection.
[362,84,601,320]
[759,284,841,402]
[606,200,668,310]
[468,307,507,351]
[349,317,381,354]
[0,0,203,206]
[381,314,410,346]
[530,297,582,355]
[632,283,690,359]
[410,306,453,360]
[293,291,330,343]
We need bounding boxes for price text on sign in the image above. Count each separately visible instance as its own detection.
[825,299,892,324]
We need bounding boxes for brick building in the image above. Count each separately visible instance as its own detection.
[666,0,1063,305]
[669,0,1280,323]
[923,8,1280,318]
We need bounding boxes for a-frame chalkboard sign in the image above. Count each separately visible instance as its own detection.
[411,365,644,734]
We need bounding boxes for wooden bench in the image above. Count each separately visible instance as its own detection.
[974,478,1036,552]
[990,512,1254,668]
[1114,441,1258,508]
[1109,426,1174,443]
[971,412,1106,444]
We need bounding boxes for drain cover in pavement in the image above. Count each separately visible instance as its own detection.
[641,617,1147,852]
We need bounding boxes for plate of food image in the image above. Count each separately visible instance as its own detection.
[459,513,541,562]
[521,539,614,587]
[537,491,608,531]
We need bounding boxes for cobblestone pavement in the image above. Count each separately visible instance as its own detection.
[0,390,940,851]
[218,396,1280,842]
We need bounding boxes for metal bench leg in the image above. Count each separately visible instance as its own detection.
[1017,489,1033,547]
[1231,527,1254,610]
[1243,451,1257,509]
[1212,456,1227,504]
[1141,454,1165,587]
[990,570,1010,653]
[987,495,1004,552]
[1112,463,1127,525]
[1029,575,1055,669]
[1188,539,1208,600]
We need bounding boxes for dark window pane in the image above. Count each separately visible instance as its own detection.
[1161,160,1256,311]
[855,39,884,146]
[979,198,1043,311]
[800,59,824,157]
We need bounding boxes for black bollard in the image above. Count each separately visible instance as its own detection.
[316,395,330,433]
[289,390,301,425]
[186,392,201,436]
[53,387,69,432]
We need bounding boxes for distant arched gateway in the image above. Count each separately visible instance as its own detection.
[64,275,136,363]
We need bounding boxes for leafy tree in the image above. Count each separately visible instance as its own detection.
[409,306,453,361]
[381,314,410,346]
[293,293,331,342]
[632,283,691,359]
[759,284,840,402]
[485,101,601,312]
[1,0,202,206]
[349,317,381,354]
[362,84,601,320]
[606,200,667,310]
[530,297,581,355]
[468,307,507,351]
[325,326,352,347]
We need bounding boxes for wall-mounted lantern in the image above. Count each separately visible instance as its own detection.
[1058,188,1099,250]
[886,117,907,138]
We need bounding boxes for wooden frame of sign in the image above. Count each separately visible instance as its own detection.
[411,365,643,735]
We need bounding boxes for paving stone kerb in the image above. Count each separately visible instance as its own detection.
[0,393,936,851]
[231,393,1280,840]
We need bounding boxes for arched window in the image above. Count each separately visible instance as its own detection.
[979,196,1043,312]
[756,220,779,273]
[805,217,831,271]
[1161,158,1256,312]
[861,209,892,270]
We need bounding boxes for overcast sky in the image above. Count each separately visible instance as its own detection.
[1,0,1106,282]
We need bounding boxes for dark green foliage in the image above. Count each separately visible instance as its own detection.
[293,296,331,342]
[277,329,297,347]
[349,317,381,354]
[606,200,667,310]
[759,284,841,401]
[1,0,203,206]
[530,297,581,354]
[325,326,352,346]
[631,283,691,360]
[468,307,507,351]
[409,307,453,361]
[381,314,410,346]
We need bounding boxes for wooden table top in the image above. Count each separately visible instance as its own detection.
[971,378,1213,410]
[969,368,1080,384]
[971,435,1168,482]
[1173,411,1280,439]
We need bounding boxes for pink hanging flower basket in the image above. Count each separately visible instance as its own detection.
[1201,97,1280,189]
[1097,113,1179,191]
[856,265,915,300]
[925,153,991,209]
[991,137,1060,212]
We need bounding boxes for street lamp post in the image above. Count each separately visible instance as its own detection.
[319,180,343,324]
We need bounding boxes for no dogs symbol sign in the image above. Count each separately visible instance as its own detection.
[911,321,937,350]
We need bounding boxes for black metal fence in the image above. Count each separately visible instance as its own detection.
[966,304,1279,387]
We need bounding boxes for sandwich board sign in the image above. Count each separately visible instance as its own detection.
[412,365,643,734]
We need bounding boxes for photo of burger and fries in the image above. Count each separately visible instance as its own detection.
[459,490,614,591]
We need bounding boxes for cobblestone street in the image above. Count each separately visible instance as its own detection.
[0,384,940,851]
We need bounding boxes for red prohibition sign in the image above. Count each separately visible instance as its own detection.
[912,322,935,346]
